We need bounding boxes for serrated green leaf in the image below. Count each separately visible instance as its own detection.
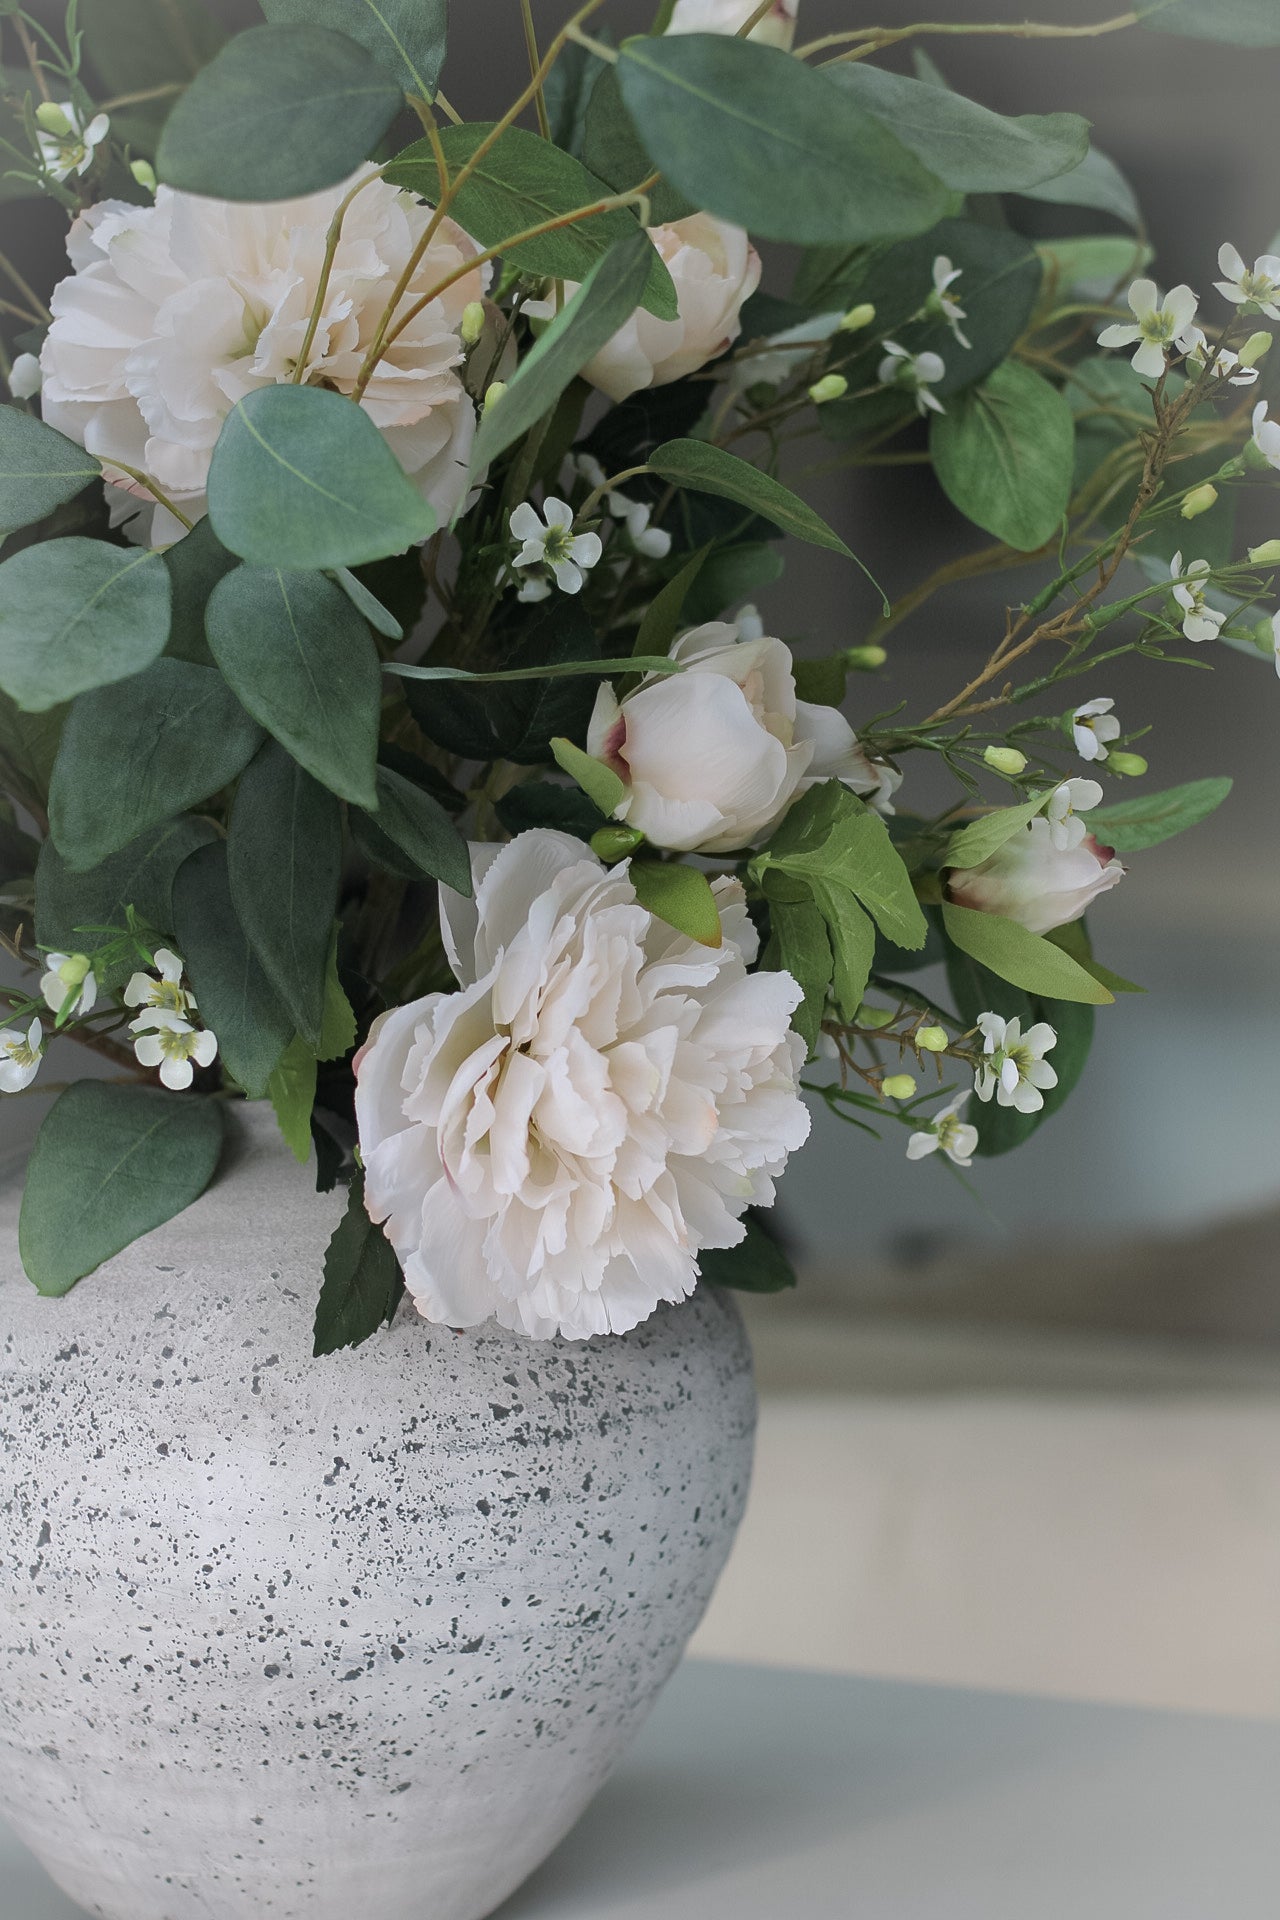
[765,895,832,1053]
[930,361,1075,553]
[318,942,357,1062]
[267,1034,318,1162]
[0,539,171,713]
[941,901,1113,1004]
[313,1172,404,1355]
[0,408,99,538]
[172,840,292,1098]
[550,735,626,817]
[629,860,722,947]
[260,0,446,100]
[1089,776,1231,851]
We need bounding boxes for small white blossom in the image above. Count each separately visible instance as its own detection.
[1045,777,1103,851]
[124,947,196,1021]
[877,340,946,415]
[1271,611,1280,680]
[0,1017,44,1093]
[973,1013,1058,1115]
[40,952,97,1019]
[1071,697,1121,764]
[509,498,602,596]
[7,353,41,400]
[930,256,971,349]
[1251,400,1280,472]
[1176,325,1258,388]
[1099,278,1198,380]
[1214,243,1280,320]
[906,1090,979,1168]
[1169,550,1226,643]
[36,101,110,183]
[571,453,672,560]
[130,1011,217,1090]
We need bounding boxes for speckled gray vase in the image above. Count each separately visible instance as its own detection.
[0,1108,755,1920]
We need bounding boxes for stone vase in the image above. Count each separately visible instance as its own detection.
[0,1107,755,1920]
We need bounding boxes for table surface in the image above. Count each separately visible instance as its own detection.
[4,1659,1278,1918]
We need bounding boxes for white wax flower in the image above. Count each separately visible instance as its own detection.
[666,0,798,49]
[1176,326,1257,388]
[509,498,602,595]
[1072,697,1121,764]
[1098,278,1198,380]
[586,621,893,854]
[7,353,41,400]
[572,454,672,558]
[973,1013,1058,1115]
[39,173,488,544]
[1214,243,1280,320]
[1250,400,1280,471]
[130,1014,218,1090]
[526,214,761,404]
[1170,551,1226,643]
[40,951,97,1019]
[906,1090,979,1168]
[876,340,946,415]
[1045,777,1103,852]
[37,101,109,183]
[355,830,811,1341]
[930,256,971,349]
[0,1018,44,1093]
[123,947,196,1022]
[948,818,1124,935]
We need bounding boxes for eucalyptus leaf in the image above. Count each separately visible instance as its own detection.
[941,902,1113,1004]
[0,539,171,714]
[206,567,381,807]
[580,64,697,226]
[172,840,293,1099]
[930,362,1075,553]
[208,385,435,569]
[260,0,447,100]
[163,517,238,666]
[156,24,404,201]
[80,0,223,101]
[0,408,99,538]
[20,1082,223,1297]
[647,440,857,561]
[332,567,403,640]
[1136,0,1280,44]
[1018,147,1142,231]
[1089,776,1231,851]
[36,818,217,986]
[313,1172,405,1355]
[629,861,722,947]
[615,34,951,245]
[357,764,471,894]
[390,655,677,685]
[48,659,264,870]
[227,741,342,1049]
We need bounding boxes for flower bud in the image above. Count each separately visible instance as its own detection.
[839,303,876,333]
[1244,438,1274,472]
[35,101,73,136]
[1253,616,1277,656]
[842,643,887,671]
[1248,539,1280,564]
[983,745,1027,777]
[855,1003,895,1030]
[916,1026,948,1053]
[1239,330,1273,369]
[130,158,157,194]
[1180,481,1218,520]
[882,1073,917,1101]
[460,300,485,346]
[590,824,645,863]
[808,373,848,405]
[55,953,93,989]
[7,352,41,400]
[1107,751,1148,777]
[482,381,507,412]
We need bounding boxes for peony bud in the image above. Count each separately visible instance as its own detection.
[1107,751,1148,777]
[839,303,876,333]
[35,101,73,136]
[948,820,1124,935]
[460,300,485,346]
[916,1026,949,1052]
[666,0,798,50]
[1239,330,1273,369]
[130,158,157,194]
[7,352,41,400]
[590,824,646,863]
[843,644,887,671]
[809,373,848,405]
[1180,481,1218,520]
[882,1074,917,1101]
[855,1004,896,1030]
[983,745,1027,776]
[1248,539,1280,564]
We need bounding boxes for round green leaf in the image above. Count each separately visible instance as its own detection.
[615,34,950,245]
[0,407,100,538]
[930,362,1075,553]
[207,386,436,570]
[36,818,217,986]
[259,0,447,101]
[206,566,381,807]
[0,538,171,713]
[156,24,404,201]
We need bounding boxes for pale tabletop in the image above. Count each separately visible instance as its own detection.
[4,1660,1278,1918]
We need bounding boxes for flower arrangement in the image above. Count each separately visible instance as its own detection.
[1,0,1277,1351]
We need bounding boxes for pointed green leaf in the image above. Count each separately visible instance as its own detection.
[0,539,171,713]
[260,0,447,100]
[172,841,292,1099]
[697,1213,797,1293]
[267,1035,318,1162]
[629,861,722,947]
[941,901,1113,1004]
[1089,776,1231,851]
[313,1172,405,1355]
[580,65,697,227]
[357,764,472,895]
[944,791,1053,871]
[318,942,357,1061]
[765,895,833,1054]
[647,439,856,561]
[550,736,626,817]
[0,407,99,537]
[1018,147,1141,231]
[332,566,403,640]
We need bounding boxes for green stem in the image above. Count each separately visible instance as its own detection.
[798,11,1140,63]
[519,0,551,142]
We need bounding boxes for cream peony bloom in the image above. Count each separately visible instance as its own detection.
[948,820,1124,935]
[39,172,488,544]
[667,0,798,48]
[355,831,810,1341]
[526,214,761,404]
[586,621,893,854]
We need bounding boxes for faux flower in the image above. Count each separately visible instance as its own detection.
[1098,278,1198,380]
[929,256,971,349]
[0,1018,44,1094]
[1176,325,1258,388]
[666,0,798,49]
[729,311,842,395]
[1271,610,1280,679]
[130,1012,218,1090]
[7,353,41,400]
[573,454,672,558]
[1045,776,1103,851]
[123,947,196,1021]
[1250,400,1280,472]
[1214,243,1280,320]
[947,818,1124,935]
[1072,697,1121,763]
[36,101,109,183]
[355,830,811,1341]
[906,1091,979,1167]
[876,340,946,415]
[585,621,892,854]
[39,172,488,544]
[526,214,761,404]
[509,498,602,596]
[1170,551,1226,643]
[974,1013,1058,1114]
[40,951,97,1019]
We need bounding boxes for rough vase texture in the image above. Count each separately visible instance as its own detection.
[0,1107,756,1920]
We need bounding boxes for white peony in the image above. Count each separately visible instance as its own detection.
[39,171,488,544]
[355,830,811,1341]
[526,214,761,404]
[667,0,798,49]
[948,819,1124,935]
[586,621,892,853]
